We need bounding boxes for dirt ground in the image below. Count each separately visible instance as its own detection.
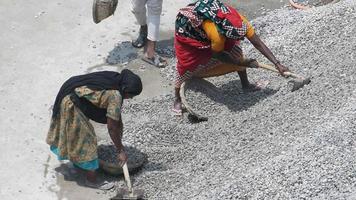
[2,0,355,200]
[0,1,192,199]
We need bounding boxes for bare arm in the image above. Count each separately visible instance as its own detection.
[248,34,289,74]
[107,117,127,166]
[107,117,124,150]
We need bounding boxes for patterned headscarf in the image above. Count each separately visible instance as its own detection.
[176,0,247,43]
[194,0,247,39]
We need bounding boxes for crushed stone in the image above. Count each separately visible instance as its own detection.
[103,1,356,199]
[98,142,147,174]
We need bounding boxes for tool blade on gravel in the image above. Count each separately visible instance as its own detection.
[257,62,311,91]
[111,163,144,200]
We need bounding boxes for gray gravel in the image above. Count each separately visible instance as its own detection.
[292,0,338,7]
[111,1,356,199]
[98,142,147,169]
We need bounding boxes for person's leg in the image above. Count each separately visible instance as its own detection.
[86,170,97,183]
[73,160,114,190]
[145,0,165,64]
[173,70,193,114]
[65,106,114,190]
[238,69,261,92]
[173,57,229,113]
[196,62,262,92]
[131,0,148,48]
[196,63,246,78]
[174,87,181,113]
[83,170,115,190]
[145,39,156,59]
[225,45,261,92]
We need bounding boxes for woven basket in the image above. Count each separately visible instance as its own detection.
[98,144,148,176]
[99,156,147,176]
[92,0,118,24]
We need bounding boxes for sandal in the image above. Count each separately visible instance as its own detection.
[142,56,167,68]
[85,179,115,190]
[132,26,147,48]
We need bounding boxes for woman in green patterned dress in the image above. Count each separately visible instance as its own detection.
[46,69,142,190]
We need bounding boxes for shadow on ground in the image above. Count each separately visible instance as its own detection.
[142,161,169,172]
[54,163,117,189]
[218,79,277,112]
[156,38,175,58]
[187,79,277,113]
[105,38,175,65]
[106,41,139,65]
[86,38,175,73]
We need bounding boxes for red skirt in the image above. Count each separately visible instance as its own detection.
[174,34,238,76]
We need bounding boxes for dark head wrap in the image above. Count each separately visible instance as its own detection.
[120,69,143,96]
[51,69,142,119]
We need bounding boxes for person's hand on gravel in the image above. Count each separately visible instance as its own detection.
[275,62,290,76]
[117,150,128,167]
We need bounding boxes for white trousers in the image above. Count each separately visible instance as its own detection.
[131,0,163,41]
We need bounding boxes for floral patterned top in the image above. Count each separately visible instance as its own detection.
[74,86,122,121]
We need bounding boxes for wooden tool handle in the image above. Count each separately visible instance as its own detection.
[123,163,133,193]
[257,62,303,79]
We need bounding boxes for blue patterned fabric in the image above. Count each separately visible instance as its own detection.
[50,146,99,170]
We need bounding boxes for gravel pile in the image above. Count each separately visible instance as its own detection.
[97,142,148,175]
[184,79,224,118]
[111,1,356,199]
[160,57,177,82]
[292,0,338,7]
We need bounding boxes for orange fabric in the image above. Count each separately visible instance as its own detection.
[202,20,226,52]
[197,63,246,78]
[202,15,255,52]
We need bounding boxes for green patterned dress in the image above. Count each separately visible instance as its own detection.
[46,86,122,170]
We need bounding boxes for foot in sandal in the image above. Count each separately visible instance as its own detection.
[142,55,167,68]
[85,179,115,190]
[85,170,115,190]
[142,39,168,68]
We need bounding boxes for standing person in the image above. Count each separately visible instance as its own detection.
[46,69,142,190]
[172,0,289,114]
[131,0,167,67]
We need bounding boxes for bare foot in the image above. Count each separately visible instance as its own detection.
[172,100,182,116]
[242,83,261,93]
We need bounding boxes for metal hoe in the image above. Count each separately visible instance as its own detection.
[214,53,311,92]
[110,163,144,200]
[257,62,311,91]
